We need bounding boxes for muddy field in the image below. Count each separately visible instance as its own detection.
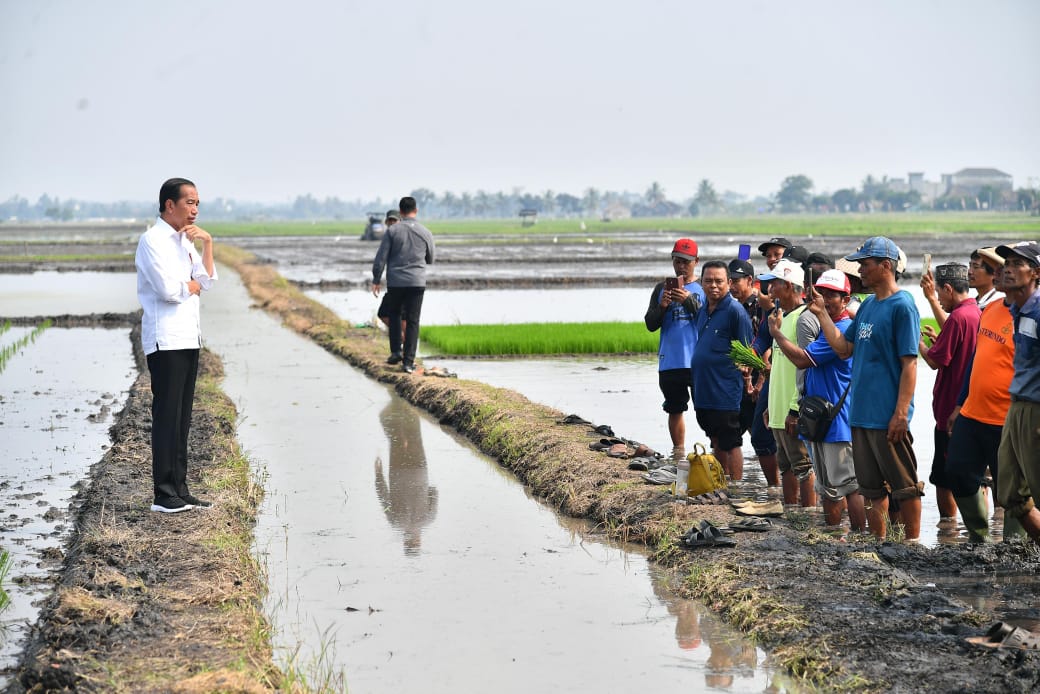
[5,230,1040,692]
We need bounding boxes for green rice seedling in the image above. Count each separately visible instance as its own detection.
[0,548,11,612]
[419,321,658,356]
[0,319,51,375]
[729,340,767,370]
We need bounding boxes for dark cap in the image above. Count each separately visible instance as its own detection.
[757,237,792,254]
[806,251,834,268]
[783,245,810,265]
[935,263,969,284]
[996,242,1040,267]
[728,259,754,279]
[385,209,401,221]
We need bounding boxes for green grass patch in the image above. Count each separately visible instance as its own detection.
[420,321,657,355]
[206,212,1040,238]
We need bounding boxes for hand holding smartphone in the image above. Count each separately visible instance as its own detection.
[665,276,681,291]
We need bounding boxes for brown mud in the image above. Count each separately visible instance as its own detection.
[9,328,279,693]
[6,235,1040,692]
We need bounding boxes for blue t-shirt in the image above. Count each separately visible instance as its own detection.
[805,316,853,442]
[692,293,753,411]
[1010,288,1040,403]
[842,291,920,429]
[657,281,706,371]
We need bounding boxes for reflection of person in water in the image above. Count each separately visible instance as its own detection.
[374,397,438,555]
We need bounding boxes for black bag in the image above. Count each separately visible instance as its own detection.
[797,383,851,442]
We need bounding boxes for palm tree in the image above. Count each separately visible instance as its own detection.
[695,179,719,209]
[646,181,666,205]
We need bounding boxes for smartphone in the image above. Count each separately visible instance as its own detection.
[665,277,681,291]
[923,253,932,275]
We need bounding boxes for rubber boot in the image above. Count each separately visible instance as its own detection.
[1003,514,1026,541]
[955,490,991,544]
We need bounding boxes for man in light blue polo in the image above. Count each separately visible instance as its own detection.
[645,239,705,458]
[809,237,923,541]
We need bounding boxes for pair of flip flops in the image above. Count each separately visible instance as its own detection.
[589,437,624,452]
[732,499,784,517]
[557,414,592,425]
[627,457,668,471]
[966,622,1040,650]
[681,520,736,549]
[586,424,616,437]
[729,517,773,532]
[642,467,677,485]
[681,490,730,505]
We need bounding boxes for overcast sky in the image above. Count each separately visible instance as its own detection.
[2,0,1038,204]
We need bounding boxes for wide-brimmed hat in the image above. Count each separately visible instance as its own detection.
[975,246,1004,268]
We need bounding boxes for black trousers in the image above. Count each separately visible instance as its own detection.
[146,348,200,502]
[384,287,425,364]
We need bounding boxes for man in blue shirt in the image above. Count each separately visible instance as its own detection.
[692,261,753,479]
[770,270,865,531]
[809,237,923,542]
[645,239,705,459]
[994,242,1040,544]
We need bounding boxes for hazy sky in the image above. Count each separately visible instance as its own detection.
[2,0,1038,204]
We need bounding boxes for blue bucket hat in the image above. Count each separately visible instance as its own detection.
[845,236,900,262]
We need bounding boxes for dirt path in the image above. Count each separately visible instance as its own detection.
[10,330,280,693]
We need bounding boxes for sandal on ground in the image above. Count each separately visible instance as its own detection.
[966,622,1040,650]
[734,500,784,517]
[642,469,677,485]
[632,443,657,458]
[589,437,624,451]
[586,424,615,437]
[556,414,592,425]
[681,520,736,548]
[687,491,729,505]
[606,443,631,459]
[730,517,774,532]
[627,457,656,471]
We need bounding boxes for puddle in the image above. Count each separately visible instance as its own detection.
[204,266,789,692]
[0,327,136,683]
[0,272,138,316]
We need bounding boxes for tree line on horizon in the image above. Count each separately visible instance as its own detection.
[2,174,1037,223]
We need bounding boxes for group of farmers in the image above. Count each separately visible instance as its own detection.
[646,234,1040,544]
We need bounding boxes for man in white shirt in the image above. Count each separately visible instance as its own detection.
[135,178,217,513]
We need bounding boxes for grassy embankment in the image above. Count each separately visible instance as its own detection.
[207,211,1040,238]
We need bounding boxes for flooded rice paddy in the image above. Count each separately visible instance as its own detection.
[0,326,135,683]
[0,272,137,317]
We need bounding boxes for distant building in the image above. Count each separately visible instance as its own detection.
[941,168,1013,197]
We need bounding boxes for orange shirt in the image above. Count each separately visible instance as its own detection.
[960,300,1015,426]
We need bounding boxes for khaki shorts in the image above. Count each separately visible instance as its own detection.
[850,427,924,500]
[808,440,859,502]
[996,400,1040,519]
[772,428,812,480]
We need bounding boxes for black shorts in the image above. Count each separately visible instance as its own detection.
[659,368,693,414]
[945,414,1003,497]
[929,427,952,488]
[695,409,743,452]
[377,293,392,319]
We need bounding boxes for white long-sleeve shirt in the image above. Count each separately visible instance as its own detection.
[135,217,217,355]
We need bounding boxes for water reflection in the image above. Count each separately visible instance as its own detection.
[373,397,439,555]
[648,568,771,690]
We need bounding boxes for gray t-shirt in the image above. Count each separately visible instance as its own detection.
[372,218,436,287]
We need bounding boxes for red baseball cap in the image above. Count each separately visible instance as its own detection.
[671,238,698,261]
